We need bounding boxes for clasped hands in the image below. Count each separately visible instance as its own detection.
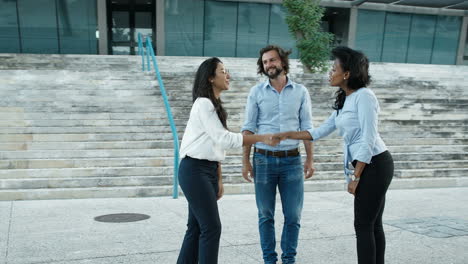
[262,132,291,146]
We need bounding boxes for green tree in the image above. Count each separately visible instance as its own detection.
[283,0,333,73]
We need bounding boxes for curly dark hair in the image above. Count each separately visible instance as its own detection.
[192,57,228,129]
[257,45,291,76]
[331,46,371,111]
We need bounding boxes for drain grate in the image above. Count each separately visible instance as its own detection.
[94,213,150,223]
[386,216,468,238]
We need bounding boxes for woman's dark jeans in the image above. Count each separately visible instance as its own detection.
[177,156,220,264]
[354,151,394,264]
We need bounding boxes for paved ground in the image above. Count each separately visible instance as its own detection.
[1,187,467,264]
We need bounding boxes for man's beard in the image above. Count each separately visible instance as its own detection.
[265,67,283,79]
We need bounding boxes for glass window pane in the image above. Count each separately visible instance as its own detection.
[381,12,411,63]
[112,11,130,42]
[356,10,385,62]
[18,0,58,53]
[58,0,97,54]
[112,46,130,55]
[134,12,152,41]
[464,30,468,65]
[236,3,269,58]
[164,0,204,56]
[268,4,298,59]
[203,1,237,57]
[431,16,461,65]
[407,14,436,64]
[135,0,152,5]
[111,0,129,5]
[0,0,20,52]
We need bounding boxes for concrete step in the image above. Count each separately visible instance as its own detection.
[0,149,170,159]
[0,117,466,128]
[2,159,466,179]
[0,176,173,189]
[0,157,169,170]
[0,149,468,164]
[0,167,172,179]
[1,139,466,153]
[0,133,178,142]
[1,176,467,200]
[0,185,174,200]
[2,167,467,191]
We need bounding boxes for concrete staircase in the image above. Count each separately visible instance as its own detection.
[0,54,467,200]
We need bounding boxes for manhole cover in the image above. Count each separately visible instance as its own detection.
[386,217,468,238]
[94,213,150,223]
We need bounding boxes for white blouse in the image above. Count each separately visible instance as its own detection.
[179,97,243,162]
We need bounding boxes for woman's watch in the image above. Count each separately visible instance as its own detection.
[352,174,360,182]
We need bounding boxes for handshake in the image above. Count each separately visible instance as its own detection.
[261,132,291,146]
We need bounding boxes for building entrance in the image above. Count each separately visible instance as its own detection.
[107,0,155,55]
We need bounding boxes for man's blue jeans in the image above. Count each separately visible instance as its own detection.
[253,152,304,264]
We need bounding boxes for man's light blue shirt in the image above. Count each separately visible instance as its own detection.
[307,87,387,182]
[242,78,313,151]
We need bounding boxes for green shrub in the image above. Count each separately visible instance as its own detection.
[284,0,334,73]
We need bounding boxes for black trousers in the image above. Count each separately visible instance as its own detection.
[353,151,394,264]
[177,156,220,264]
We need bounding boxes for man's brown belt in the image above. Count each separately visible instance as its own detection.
[254,147,300,158]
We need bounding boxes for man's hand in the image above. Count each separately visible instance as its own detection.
[304,158,315,179]
[242,160,254,182]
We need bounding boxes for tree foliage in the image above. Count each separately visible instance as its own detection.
[284,0,334,73]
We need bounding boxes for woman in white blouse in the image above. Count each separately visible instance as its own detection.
[277,46,394,264]
[177,57,278,264]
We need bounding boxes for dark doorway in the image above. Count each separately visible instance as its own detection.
[107,0,155,55]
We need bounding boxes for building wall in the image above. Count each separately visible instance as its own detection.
[355,9,462,65]
[0,0,98,54]
[164,0,298,58]
[1,0,466,66]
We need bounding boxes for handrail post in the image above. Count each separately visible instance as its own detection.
[137,33,180,199]
[145,38,151,71]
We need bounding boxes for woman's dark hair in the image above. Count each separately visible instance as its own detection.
[257,45,291,75]
[331,46,371,111]
[192,57,228,129]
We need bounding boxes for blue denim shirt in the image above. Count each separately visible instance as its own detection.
[242,78,313,151]
[307,87,387,182]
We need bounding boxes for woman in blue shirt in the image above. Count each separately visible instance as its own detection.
[277,46,394,264]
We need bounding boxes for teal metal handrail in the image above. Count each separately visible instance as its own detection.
[138,33,180,199]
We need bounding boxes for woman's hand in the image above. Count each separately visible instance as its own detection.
[262,134,281,146]
[348,178,359,195]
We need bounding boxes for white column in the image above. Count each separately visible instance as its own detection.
[456,15,467,65]
[97,0,108,55]
[347,6,358,48]
[156,0,165,56]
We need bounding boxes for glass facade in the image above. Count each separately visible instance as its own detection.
[0,0,464,65]
[356,9,462,64]
[164,0,298,58]
[0,0,97,54]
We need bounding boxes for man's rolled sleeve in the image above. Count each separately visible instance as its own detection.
[241,88,258,133]
[299,86,314,132]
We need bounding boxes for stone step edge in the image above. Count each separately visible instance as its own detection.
[1,168,467,181]
[0,177,467,200]
[1,162,468,172]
